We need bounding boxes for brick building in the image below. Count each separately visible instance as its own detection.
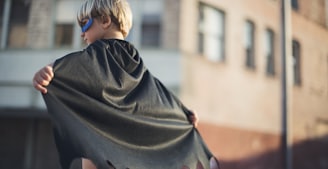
[179,0,328,168]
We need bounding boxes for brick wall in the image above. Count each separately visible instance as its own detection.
[162,0,181,50]
[298,0,327,28]
[179,0,328,168]
[27,0,54,49]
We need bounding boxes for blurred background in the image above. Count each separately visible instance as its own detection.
[0,0,327,169]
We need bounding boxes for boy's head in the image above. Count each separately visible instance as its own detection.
[77,0,133,38]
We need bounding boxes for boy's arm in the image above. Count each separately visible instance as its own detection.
[33,63,54,94]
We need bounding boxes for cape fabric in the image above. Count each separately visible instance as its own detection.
[43,39,215,169]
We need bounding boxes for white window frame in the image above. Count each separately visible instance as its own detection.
[198,4,225,62]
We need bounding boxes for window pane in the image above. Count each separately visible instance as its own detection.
[244,20,255,68]
[204,7,224,36]
[292,40,301,85]
[198,32,204,54]
[55,0,82,48]
[55,24,74,48]
[141,14,161,47]
[265,29,275,75]
[8,0,31,48]
[204,36,223,62]
[139,0,163,48]
[244,21,254,49]
[291,0,299,10]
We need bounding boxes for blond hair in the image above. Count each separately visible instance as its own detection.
[77,0,133,38]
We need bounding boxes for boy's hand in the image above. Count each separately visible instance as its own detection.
[188,111,199,128]
[33,63,54,94]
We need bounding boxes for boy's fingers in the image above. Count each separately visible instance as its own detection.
[44,66,54,78]
[40,71,53,82]
[36,75,50,86]
[40,66,54,81]
[33,81,47,94]
[33,73,49,93]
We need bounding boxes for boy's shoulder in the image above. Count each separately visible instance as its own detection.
[88,39,137,51]
[55,39,139,66]
[59,39,112,59]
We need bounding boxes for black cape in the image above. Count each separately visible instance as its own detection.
[43,39,216,169]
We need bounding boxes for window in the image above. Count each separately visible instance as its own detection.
[54,0,82,48]
[265,28,275,76]
[55,24,74,47]
[291,0,299,10]
[244,20,256,69]
[7,0,31,48]
[292,40,301,85]
[198,4,225,62]
[140,0,163,48]
[141,14,161,47]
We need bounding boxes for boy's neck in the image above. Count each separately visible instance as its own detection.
[104,30,124,40]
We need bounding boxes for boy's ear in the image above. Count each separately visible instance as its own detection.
[102,15,112,28]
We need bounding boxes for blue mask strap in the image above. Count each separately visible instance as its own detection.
[82,18,93,33]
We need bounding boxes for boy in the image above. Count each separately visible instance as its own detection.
[33,0,219,169]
